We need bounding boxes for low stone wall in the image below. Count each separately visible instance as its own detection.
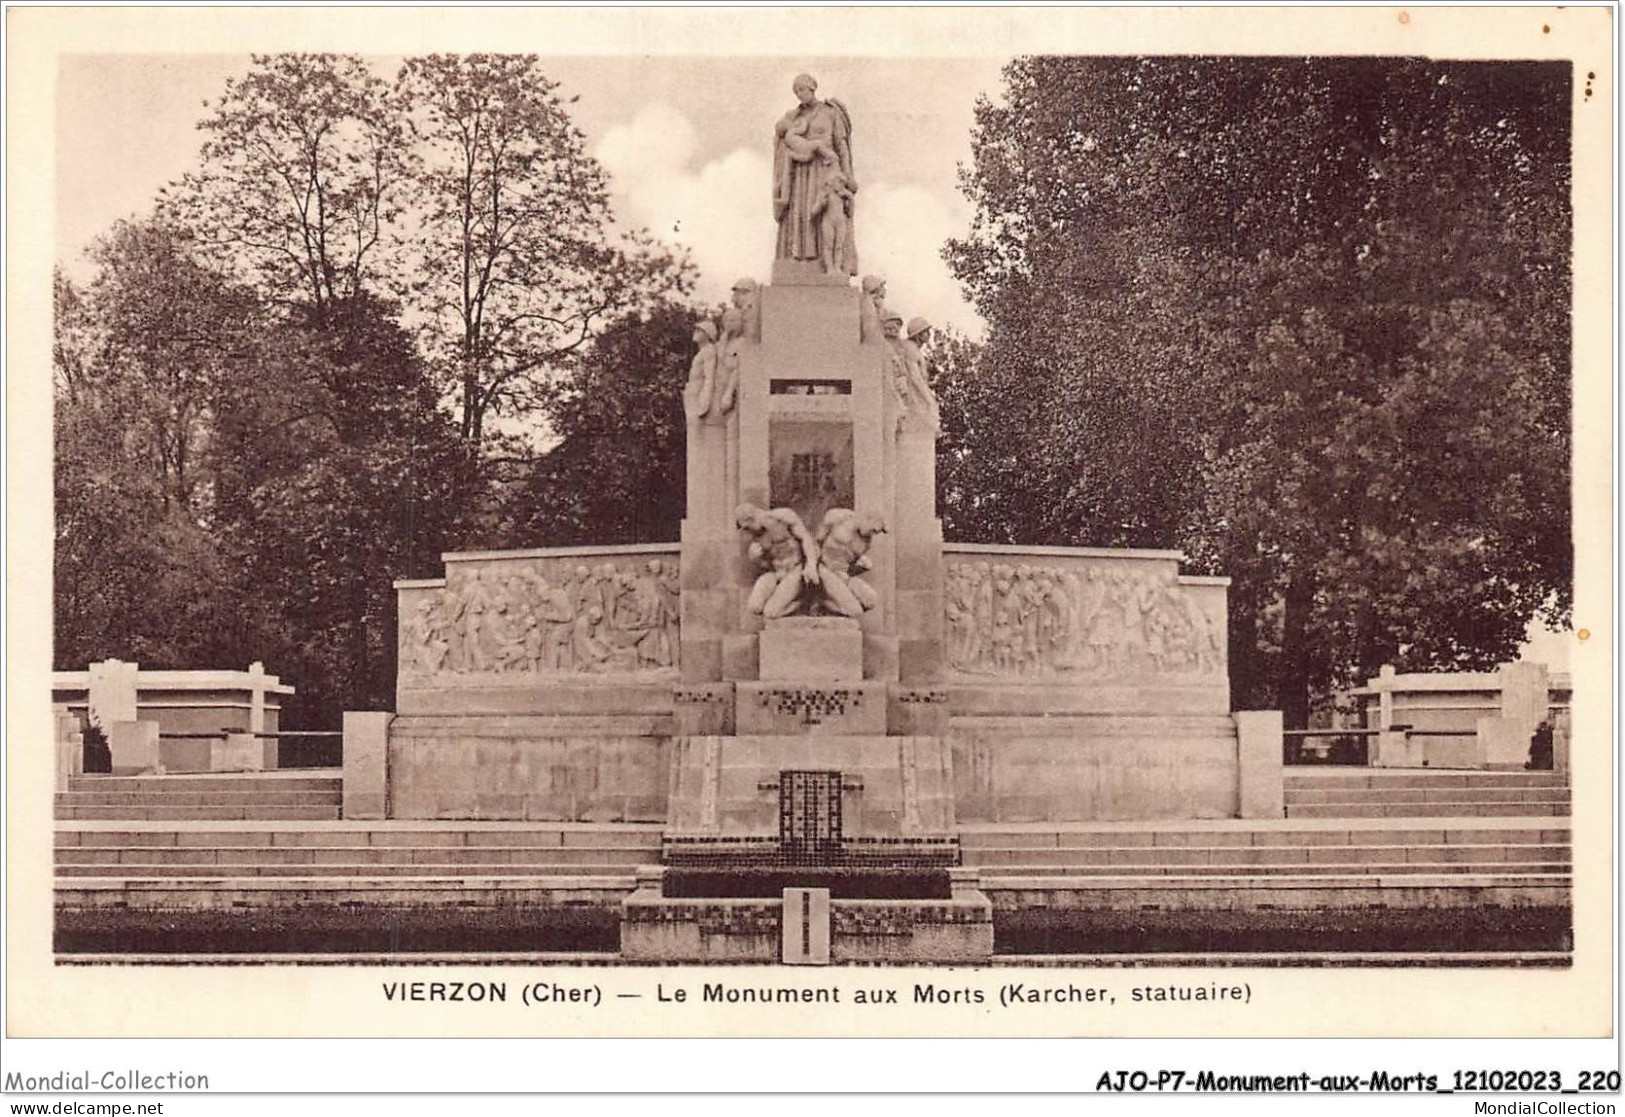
[388,715,670,822]
[949,714,1241,822]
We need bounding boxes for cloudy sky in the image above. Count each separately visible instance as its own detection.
[56,54,1009,335]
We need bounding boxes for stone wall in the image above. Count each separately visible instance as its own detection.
[387,542,1243,823]
[949,713,1240,822]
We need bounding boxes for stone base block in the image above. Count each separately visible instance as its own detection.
[619,878,993,964]
[736,681,887,735]
[1373,730,1486,770]
[211,732,265,773]
[343,711,391,820]
[108,720,160,775]
[1479,717,1527,769]
[758,617,863,681]
[674,684,735,736]
[620,888,779,962]
[782,887,832,964]
[888,686,951,736]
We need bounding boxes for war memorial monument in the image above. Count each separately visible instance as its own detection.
[387,73,1256,964]
[55,73,1570,966]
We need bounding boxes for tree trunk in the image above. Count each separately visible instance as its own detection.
[1278,573,1314,730]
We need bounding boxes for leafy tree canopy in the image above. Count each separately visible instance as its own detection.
[943,56,1571,721]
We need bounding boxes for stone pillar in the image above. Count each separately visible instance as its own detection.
[781,887,832,965]
[1375,664,1396,731]
[1551,708,1571,774]
[893,422,942,684]
[107,720,160,775]
[1499,660,1551,737]
[87,658,139,734]
[247,660,268,735]
[1233,710,1284,819]
[1371,728,1415,768]
[342,711,391,819]
[54,705,83,787]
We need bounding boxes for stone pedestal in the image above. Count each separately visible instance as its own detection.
[88,659,139,734]
[1234,710,1284,819]
[55,707,83,787]
[342,711,391,819]
[758,617,862,681]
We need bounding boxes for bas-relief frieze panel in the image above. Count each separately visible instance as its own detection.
[400,554,681,681]
[943,559,1225,681]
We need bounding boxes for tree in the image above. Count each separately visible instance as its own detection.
[945,56,1571,721]
[162,54,408,325]
[53,218,481,723]
[500,302,695,546]
[52,225,262,670]
[398,54,693,444]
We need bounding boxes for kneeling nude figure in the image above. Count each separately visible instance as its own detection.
[736,504,820,619]
[813,508,887,617]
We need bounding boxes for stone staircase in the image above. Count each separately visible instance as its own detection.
[54,821,663,905]
[56,772,343,821]
[1283,768,1570,819]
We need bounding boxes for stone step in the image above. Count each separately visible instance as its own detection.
[964,843,1569,867]
[56,826,663,849]
[983,871,1572,891]
[56,876,639,909]
[1285,802,1570,819]
[1284,771,1568,789]
[978,872,1572,911]
[975,860,1571,878]
[56,845,658,867]
[66,774,341,793]
[55,862,651,878]
[1284,787,1570,805]
[957,825,1569,849]
[56,791,342,808]
[56,805,343,821]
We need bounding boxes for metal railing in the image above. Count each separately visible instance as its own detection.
[1282,727,1378,766]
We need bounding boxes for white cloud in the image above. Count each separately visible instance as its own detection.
[598,102,982,336]
[858,181,980,338]
[598,104,772,306]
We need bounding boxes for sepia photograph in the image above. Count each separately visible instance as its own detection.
[5,4,1614,1062]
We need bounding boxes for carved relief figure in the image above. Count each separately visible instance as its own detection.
[813,508,887,616]
[401,599,450,674]
[773,73,857,275]
[405,555,683,679]
[684,320,719,420]
[731,276,762,342]
[737,503,820,619]
[944,560,1224,680]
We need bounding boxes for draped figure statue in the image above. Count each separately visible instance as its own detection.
[773,73,857,276]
